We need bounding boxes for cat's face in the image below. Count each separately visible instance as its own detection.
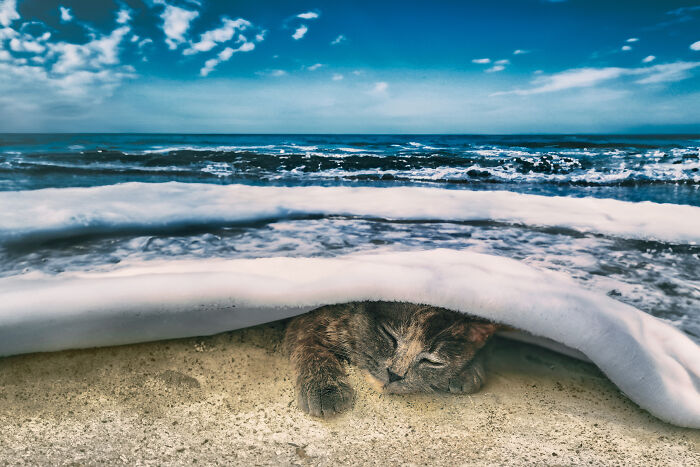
[352,303,497,394]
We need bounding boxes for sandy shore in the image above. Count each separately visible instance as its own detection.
[0,321,697,466]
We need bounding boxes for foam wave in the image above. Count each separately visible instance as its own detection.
[0,249,697,427]
[1,182,698,245]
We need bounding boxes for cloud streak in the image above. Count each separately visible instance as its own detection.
[297,12,319,20]
[183,17,250,55]
[197,34,259,76]
[494,62,700,96]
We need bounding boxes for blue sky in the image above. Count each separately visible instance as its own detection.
[0,0,699,133]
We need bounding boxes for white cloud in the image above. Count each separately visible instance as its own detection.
[371,81,388,94]
[513,49,529,55]
[60,6,72,22]
[331,34,346,45]
[495,61,700,95]
[0,26,17,40]
[263,69,287,77]
[0,7,147,127]
[10,37,46,54]
[199,46,240,77]
[642,55,655,63]
[0,20,136,118]
[156,1,199,50]
[50,26,131,73]
[626,37,639,43]
[621,45,632,51]
[485,65,505,73]
[255,69,287,77]
[691,41,700,51]
[332,73,343,81]
[116,9,131,25]
[297,12,319,20]
[0,61,134,102]
[218,47,235,61]
[199,58,217,77]
[494,59,510,65]
[635,61,700,84]
[183,17,250,55]
[238,41,255,52]
[495,68,627,95]
[472,58,490,64]
[292,25,308,40]
[307,63,322,71]
[0,0,19,27]
[198,38,257,76]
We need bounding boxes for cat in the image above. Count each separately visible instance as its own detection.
[283,301,500,418]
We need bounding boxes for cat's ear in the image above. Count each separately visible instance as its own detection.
[467,322,499,347]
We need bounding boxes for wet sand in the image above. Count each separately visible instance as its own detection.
[0,321,697,466]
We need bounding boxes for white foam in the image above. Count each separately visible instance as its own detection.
[336,147,368,153]
[0,249,698,427]
[1,182,698,245]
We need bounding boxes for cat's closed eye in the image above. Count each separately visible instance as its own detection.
[378,324,397,349]
[418,356,446,368]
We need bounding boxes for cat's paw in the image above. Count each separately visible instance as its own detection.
[297,379,354,418]
[448,358,486,394]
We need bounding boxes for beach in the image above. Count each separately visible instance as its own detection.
[1,134,699,465]
[1,322,697,466]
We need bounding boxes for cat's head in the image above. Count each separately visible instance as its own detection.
[353,302,498,394]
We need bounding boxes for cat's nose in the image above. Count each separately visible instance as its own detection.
[387,369,403,383]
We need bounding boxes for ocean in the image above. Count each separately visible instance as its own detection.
[0,133,698,342]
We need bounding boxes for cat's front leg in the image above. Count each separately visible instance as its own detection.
[293,347,355,418]
[448,354,487,394]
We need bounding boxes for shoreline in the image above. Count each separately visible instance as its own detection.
[0,322,697,465]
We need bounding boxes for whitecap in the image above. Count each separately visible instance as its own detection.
[1,182,698,245]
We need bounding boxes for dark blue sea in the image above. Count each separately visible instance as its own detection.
[0,134,698,341]
[1,133,699,205]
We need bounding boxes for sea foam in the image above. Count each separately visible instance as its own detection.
[1,182,698,245]
[0,249,698,428]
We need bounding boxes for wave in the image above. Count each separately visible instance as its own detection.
[0,249,698,427]
[1,182,698,246]
[3,148,698,190]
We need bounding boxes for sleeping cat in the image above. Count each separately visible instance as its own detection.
[283,301,499,418]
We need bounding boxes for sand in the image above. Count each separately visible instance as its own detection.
[0,321,697,466]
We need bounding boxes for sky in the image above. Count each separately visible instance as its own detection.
[0,0,699,133]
